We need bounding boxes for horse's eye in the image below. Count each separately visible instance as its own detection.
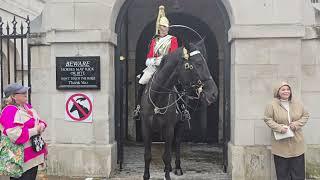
[184,63,190,70]
[194,62,202,67]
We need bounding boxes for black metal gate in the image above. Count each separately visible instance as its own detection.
[115,0,133,169]
[0,16,31,102]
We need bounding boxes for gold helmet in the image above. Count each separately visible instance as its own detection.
[155,5,170,35]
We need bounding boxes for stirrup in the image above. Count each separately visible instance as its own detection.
[182,109,191,121]
[133,105,141,119]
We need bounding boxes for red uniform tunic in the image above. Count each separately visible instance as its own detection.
[139,35,178,85]
[146,35,178,59]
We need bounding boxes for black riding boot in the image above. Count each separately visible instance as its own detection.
[133,84,145,119]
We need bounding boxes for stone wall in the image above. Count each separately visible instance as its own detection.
[29,0,118,177]
[0,0,44,20]
[302,25,320,179]
[1,0,320,178]
[228,0,320,179]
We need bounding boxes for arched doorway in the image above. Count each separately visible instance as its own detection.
[115,0,231,172]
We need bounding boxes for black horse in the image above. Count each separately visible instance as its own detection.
[140,39,218,180]
[70,98,89,118]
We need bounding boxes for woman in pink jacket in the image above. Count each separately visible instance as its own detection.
[1,83,47,180]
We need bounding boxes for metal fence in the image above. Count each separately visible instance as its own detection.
[0,16,31,102]
[312,0,319,3]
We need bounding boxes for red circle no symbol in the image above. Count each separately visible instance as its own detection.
[66,93,93,121]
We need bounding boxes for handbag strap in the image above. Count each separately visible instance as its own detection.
[0,123,3,139]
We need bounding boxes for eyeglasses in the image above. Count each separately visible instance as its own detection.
[14,93,27,95]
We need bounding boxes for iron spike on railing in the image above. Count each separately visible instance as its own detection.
[12,16,17,35]
[26,16,30,34]
[20,20,24,34]
[6,22,10,36]
[0,17,3,35]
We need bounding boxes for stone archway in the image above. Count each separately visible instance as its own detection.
[114,0,232,172]
[134,13,220,143]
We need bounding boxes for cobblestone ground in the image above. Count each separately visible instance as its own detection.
[109,142,231,180]
[0,143,231,180]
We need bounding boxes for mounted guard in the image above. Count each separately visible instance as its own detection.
[133,6,178,119]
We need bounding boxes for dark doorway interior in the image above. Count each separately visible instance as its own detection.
[135,13,219,143]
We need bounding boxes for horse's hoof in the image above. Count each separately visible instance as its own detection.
[164,171,171,180]
[174,168,183,176]
[143,174,150,180]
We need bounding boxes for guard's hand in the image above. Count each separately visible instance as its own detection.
[145,58,156,66]
[154,56,163,66]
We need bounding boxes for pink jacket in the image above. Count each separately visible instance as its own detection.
[0,104,47,172]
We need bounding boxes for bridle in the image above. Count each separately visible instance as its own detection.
[148,48,208,114]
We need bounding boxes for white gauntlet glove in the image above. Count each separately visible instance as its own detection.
[154,56,163,66]
[145,58,156,66]
[145,56,163,66]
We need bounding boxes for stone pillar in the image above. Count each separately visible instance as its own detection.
[302,26,320,179]
[225,0,308,179]
[29,0,117,177]
[227,24,304,180]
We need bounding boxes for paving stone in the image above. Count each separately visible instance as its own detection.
[109,142,231,180]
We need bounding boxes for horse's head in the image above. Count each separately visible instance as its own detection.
[177,39,218,105]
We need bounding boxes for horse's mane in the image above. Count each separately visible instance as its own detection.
[189,38,207,59]
[158,47,183,70]
[149,48,184,90]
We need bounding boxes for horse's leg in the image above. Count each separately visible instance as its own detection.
[162,125,174,180]
[174,120,184,176]
[142,116,152,180]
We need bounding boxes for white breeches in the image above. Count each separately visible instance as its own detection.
[138,66,157,85]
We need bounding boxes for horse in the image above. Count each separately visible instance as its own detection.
[140,39,218,180]
[69,98,89,118]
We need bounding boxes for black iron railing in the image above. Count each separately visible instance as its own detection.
[0,16,31,102]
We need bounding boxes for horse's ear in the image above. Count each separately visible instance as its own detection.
[184,42,191,52]
[196,38,206,47]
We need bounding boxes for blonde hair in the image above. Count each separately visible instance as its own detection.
[1,96,16,110]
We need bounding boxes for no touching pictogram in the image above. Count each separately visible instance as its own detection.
[65,93,93,122]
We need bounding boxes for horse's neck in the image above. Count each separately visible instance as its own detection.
[148,59,178,106]
[153,60,178,91]
[149,75,176,108]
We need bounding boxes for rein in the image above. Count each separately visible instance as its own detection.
[148,74,185,114]
[147,49,207,115]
